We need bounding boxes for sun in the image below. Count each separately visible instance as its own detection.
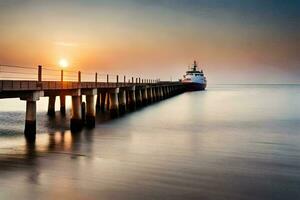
[59,58,69,68]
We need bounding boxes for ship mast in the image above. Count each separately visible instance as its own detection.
[193,60,197,71]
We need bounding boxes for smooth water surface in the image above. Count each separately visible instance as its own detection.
[0,84,300,199]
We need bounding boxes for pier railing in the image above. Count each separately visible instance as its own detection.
[0,64,159,82]
[0,64,164,92]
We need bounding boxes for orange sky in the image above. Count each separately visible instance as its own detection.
[0,0,299,83]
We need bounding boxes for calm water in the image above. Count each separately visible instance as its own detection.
[0,84,300,200]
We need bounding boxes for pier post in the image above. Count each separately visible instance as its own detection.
[152,87,157,102]
[163,86,168,98]
[142,86,148,105]
[170,86,174,96]
[156,87,161,100]
[127,86,136,111]
[105,91,110,111]
[160,87,164,99]
[85,89,97,128]
[96,93,100,113]
[20,91,43,141]
[166,86,170,97]
[70,89,82,132]
[100,91,107,112]
[81,101,86,124]
[147,87,153,103]
[38,65,42,82]
[135,87,142,107]
[47,96,56,116]
[118,89,126,114]
[25,101,36,141]
[109,88,119,117]
[60,95,66,115]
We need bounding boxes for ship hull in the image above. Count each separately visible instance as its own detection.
[183,82,206,91]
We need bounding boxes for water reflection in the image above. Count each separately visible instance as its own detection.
[0,131,84,168]
[0,85,300,199]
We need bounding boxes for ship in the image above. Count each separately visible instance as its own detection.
[181,61,207,91]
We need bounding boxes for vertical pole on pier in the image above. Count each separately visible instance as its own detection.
[38,65,42,82]
[78,71,81,83]
[136,78,138,84]
[95,73,98,84]
[124,76,126,84]
[132,77,134,83]
[139,78,141,84]
[107,74,109,84]
[61,70,64,82]
[116,75,119,85]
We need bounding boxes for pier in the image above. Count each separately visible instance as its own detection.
[0,64,185,141]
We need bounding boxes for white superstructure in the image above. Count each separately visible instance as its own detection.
[182,61,207,90]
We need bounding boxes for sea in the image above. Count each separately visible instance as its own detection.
[0,84,300,200]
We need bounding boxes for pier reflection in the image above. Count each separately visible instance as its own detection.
[0,130,93,173]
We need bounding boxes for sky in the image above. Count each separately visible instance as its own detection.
[0,0,299,83]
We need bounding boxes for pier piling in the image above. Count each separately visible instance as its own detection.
[60,95,66,115]
[96,93,101,113]
[20,91,43,141]
[86,95,95,128]
[81,101,86,124]
[160,87,164,99]
[84,89,97,128]
[127,86,136,111]
[109,88,119,118]
[100,91,107,112]
[155,87,161,100]
[135,88,143,107]
[47,96,56,116]
[142,86,148,105]
[147,87,153,103]
[119,89,126,114]
[70,89,82,132]
[24,100,37,141]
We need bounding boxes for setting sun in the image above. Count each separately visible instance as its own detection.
[59,59,69,68]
